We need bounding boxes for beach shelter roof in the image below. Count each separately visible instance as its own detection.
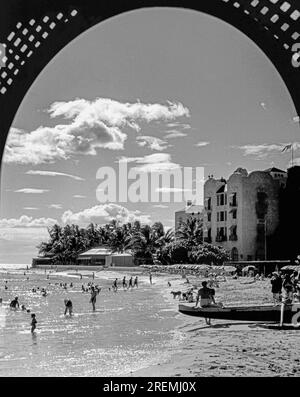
[78,247,112,256]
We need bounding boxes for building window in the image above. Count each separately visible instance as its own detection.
[217,193,225,206]
[231,209,237,219]
[217,212,219,222]
[207,212,211,222]
[205,197,212,211]
[216,227,227,242]
[229,225,238,241]
[229,192,237,207]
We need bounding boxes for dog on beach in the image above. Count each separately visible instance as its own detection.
[170,291,182,299]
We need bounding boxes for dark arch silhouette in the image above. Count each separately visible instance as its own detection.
[0,0,300,171]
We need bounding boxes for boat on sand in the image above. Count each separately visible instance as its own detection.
[178,303,300,324]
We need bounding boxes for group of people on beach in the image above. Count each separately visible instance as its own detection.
[271,271,300,304]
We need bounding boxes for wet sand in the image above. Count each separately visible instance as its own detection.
[129,275,300,377]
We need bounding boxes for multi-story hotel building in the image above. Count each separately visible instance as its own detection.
[203,167,287,261]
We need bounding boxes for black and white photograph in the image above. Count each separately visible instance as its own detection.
[0,0,300,383]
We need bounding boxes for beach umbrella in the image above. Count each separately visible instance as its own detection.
[242,265,257,272]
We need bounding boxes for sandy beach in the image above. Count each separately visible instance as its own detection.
[127,274,300,377]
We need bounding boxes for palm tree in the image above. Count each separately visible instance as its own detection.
[176,218,203,248]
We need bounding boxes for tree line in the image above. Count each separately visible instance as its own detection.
[38,218,230,266]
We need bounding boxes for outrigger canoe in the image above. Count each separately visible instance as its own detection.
[178,303,300,323]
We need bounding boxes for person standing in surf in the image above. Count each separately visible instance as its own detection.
[122,276,127,289]
[128,277,133,289]
[133,276,138,288]
[31,313,37,333]
[64,299,73,316]
[90,286,98,311]
[149,273,153,285]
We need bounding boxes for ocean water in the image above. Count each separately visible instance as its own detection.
[0,268,186,377]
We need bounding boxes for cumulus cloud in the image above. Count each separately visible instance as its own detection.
[233,142,300,158]
[61,203,151,226]
[4,99,190,165]
[26,170,84,181]
[23,207,39,210]
[119,153,181,173]
[0,215,57,228]
[136,135,170,151]
[14,188,49,194]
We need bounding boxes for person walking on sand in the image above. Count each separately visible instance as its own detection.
[64,298,73,316]
[270,272,282,304]
[149,273,153,285]
[31,313,37,333]
[90,286,98,311]
[133,276,138,288]
[122,276,127,289]
[282,274,294,304]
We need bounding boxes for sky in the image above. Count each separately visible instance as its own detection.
[0,7,299,264]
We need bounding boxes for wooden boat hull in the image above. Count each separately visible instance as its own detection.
[178,303,300,323]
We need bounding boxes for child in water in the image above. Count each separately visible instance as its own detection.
[31,314,37,333]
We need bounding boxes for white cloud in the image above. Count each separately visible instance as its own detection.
[119,153,181,173]
[23,207,39,210]
[26,170,84,181]
[166,123,191,130]
[153,204,169,208]
[14,188,49,194]
[234,142,300,158]
[164,130,187,139]
[0,215,57,228]
[48,204,62,209]
[73,195,86,199]
[136,135,170,151]
[4,99,190,165]
[156,187,191,193]
[61,203,151,226]
[195,141,210,147]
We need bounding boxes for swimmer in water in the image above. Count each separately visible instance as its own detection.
[31,313,37,333]
[21,304,26,311]
[10,297,19,309]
